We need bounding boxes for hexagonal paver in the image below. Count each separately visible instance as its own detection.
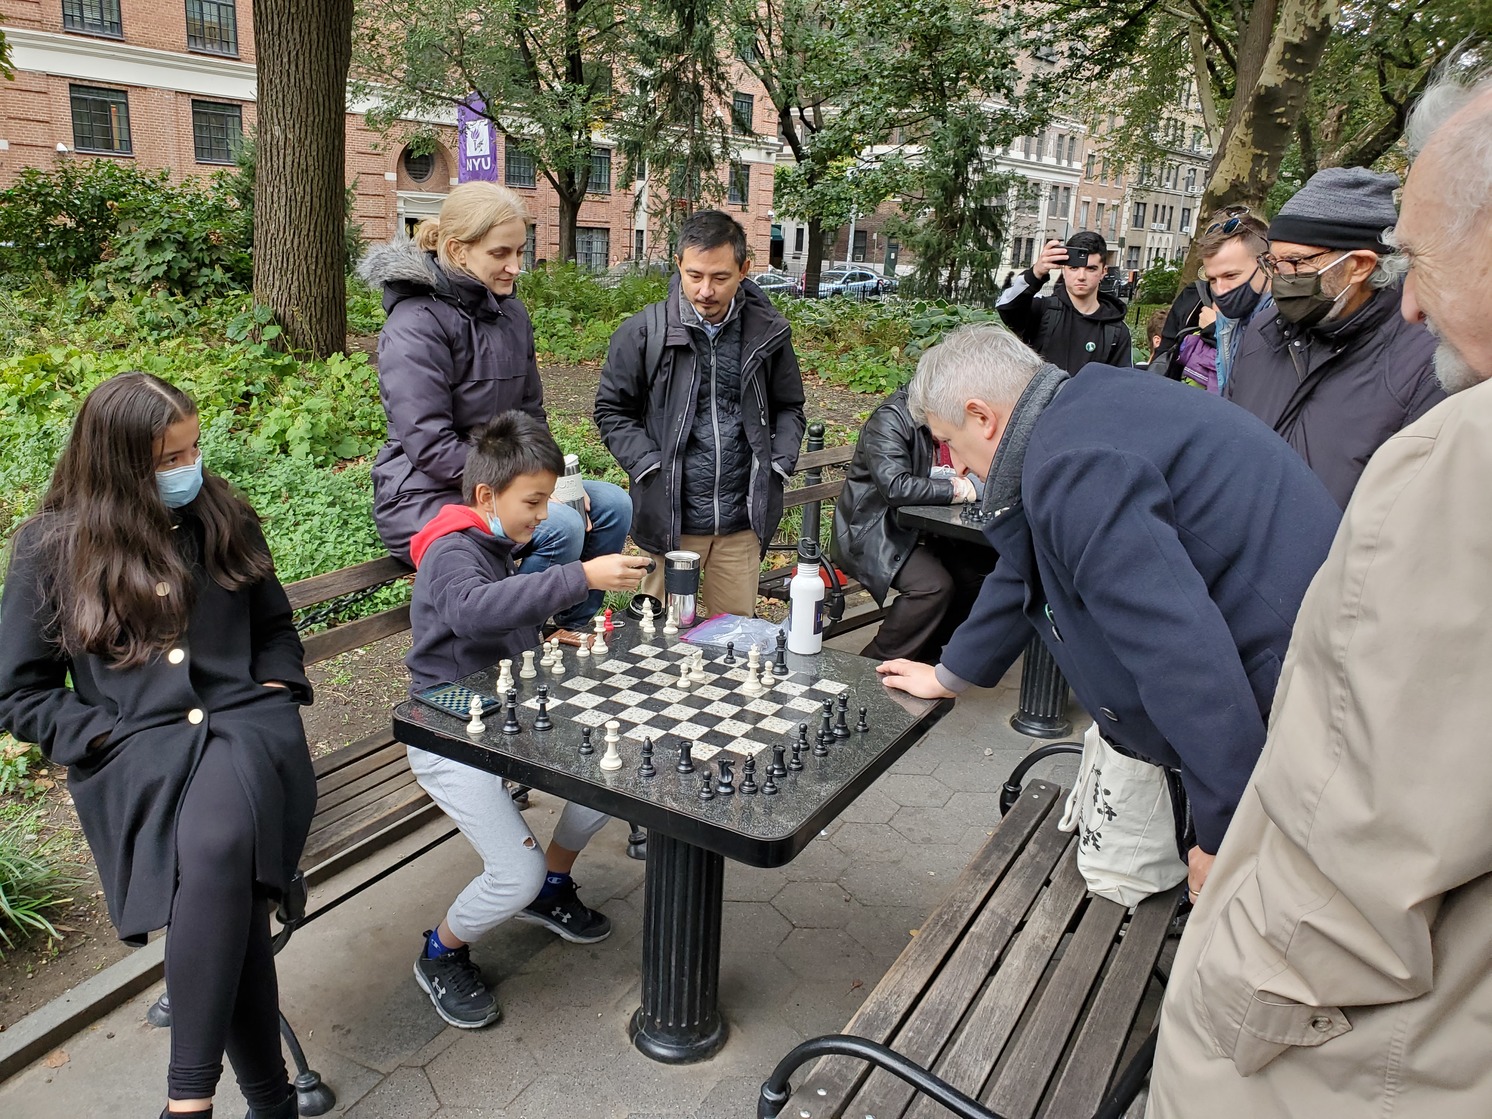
[888,804,971,846]
[836,785,900,824]
[840,857,956,910]
[721,899,794,954]
[845,903,926,961]
[877,773,954,807]
[933,753,1019,793]
[770,880,857,928]
[425,1032,535,1110]
[774,927,875,982]
[724,863,789,902]
[828,820,914,863]
[939,789,1005,828]
[504,1069,623,1119]
[778,837,853,882]
[886,742,942,775]
[345,1067,439,1119]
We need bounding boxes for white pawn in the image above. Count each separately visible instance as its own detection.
[640,598,656,635]
[677,660,693,689]
[520,650,538,679]
[548,641,565,680]
[599,720,623,771]
[577,634,591,659]
[496,658,514,693]
[663,603,679,636]
[759,659,774,692]
[466,694,486,734]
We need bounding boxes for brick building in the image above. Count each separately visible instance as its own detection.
[0,0,780,264]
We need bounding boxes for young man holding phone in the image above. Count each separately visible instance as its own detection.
[997,231,1132,372]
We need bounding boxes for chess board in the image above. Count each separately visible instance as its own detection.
[517,642,849,763]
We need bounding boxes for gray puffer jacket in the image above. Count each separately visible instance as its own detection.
[679,295,753,536]
[357,241,546,562]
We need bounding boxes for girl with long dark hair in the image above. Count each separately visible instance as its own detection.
[0,372,316,1119]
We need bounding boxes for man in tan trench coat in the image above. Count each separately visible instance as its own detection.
[1148,69,1492,1118]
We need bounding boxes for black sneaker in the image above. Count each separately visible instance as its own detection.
[516,880,612,944]
[413,938,500,1029]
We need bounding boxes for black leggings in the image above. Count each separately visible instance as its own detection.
[166,739,290,1108]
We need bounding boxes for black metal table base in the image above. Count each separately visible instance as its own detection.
[1010,635,1073,739]
[629,831,729,1063]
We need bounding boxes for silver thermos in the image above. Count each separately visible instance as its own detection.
[555,453,587,516]
[664,550,702,628]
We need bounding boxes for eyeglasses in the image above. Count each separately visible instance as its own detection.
[1256,249,1344,278]
[1205,206,1253,236]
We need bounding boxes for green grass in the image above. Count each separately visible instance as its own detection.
[0,804,82,957]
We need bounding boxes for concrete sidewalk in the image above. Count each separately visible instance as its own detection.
[0,648,1082,1119]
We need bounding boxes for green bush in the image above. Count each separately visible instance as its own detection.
[520,264,668,364]
[1137,259,1186,307]
[0,737,48,799]
[0,805,81,955]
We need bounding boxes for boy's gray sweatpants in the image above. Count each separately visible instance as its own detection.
[407,747,609,943]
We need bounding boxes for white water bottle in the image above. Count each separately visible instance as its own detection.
[554,453,587,516]
[787,538,826,655]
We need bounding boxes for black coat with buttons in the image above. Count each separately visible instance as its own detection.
[939,366,1340,853]
[0,511,315,944]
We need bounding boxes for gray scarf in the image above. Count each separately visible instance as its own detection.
[978,363,1070,519]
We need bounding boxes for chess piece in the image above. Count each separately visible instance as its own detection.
[762,767,779,795]
[770,744,788,780]
[811,717,829,757]
[773,631,790,676]
[740,756,759,794]
[640,599,656,635]
[466,694,486,734]
[496,658,514,692]
[677,661,693,689]
[724,641,736,665]
[599,720,623,770]
[818,700,834,748]
[698,767,716,801]
[579,726,594,755]
[834,695,851,739]
[502,690,521,735]
[592,616,609,657]
[676,741,695,774]
[740,649,764,696]
[759,659,774,692]
[716,758,736,794]
[520,650,538,679]
[577,634,591,659]
[689,649,708,683]
[548,642,564,681]
[789,740,804,771]
[663,603,679,636]
[856,705,869,733]
[533,685,553,731]
[638,737,656,778]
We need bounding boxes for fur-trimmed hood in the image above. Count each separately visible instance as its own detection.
[357,239,474,315]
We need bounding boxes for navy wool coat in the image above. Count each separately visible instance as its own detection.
[939,365,1341,852]
[0,513,316,943]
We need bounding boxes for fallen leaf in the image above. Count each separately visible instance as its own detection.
[43,1049,69,1068]
[849,979,863,992]
[909,928,920,937]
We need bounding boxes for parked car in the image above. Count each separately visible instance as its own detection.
[750,269,799,296]
[810,268,899,299]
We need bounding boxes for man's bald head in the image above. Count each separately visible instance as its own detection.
[1397,67,1492,391]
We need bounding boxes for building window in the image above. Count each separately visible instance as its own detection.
[852,230,867,262]
[1020,136,1031,159]
[70,85,131,154]
[505,138,536,188]
[1060,186,1072,217]
[1180,207,1192,233]
[732,91,755,135]
[794,226,805,253]
[1109,207,1118,234]
[191,100,242,164]
[63,0,122,37]
[1066,136,1077,165]
[1094,202,1104,229]
[1085,153,1095,179]
[1035,130,1047,158]
[1078,200,1090,227]
[401,148,434,183]
[728,162,750,205]
[588,147,611,195]
[670,164,701,201]
[1132,201,1147,227]
[1099,158,1109,184]
[1126,245,1141,270]
[186,0,238,55]
[523,226,536,271]
[1185,167,1197,193]
[576,227,610,270]
[632,229,644,260]
[1048,183,1060,212]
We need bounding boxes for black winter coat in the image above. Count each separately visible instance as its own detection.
[359,241,547,561]
[594,276,807,556]
[678,299,753,537]
[996,268,1133,372]
[939,366,1339,852]
[0,512,315,944]
[830,388,957,603]
[1225,283,1443,508]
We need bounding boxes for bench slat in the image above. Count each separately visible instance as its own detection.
[313,728,399,778]
[302,604,412,666]
[284,555,413,610]
[302,784,435,875]
[308,766,423,832]
[785,782,1063,1114]
[315,755,415,816]
[782,480,845,510]
[315,741,406,798]
[851,820,1076,1119]
[982,891,1129,1119]
[795,445,856,472]
[1038,887,1181,1119]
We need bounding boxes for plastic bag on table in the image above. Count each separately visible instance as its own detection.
[680,613,786,653]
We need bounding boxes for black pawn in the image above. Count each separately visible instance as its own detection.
[638,736,656,778]
[579,726,594,755]
[502,690,521,735]
[789,740,804,771]
[724,641,736,665]
[698,767,716,801]
[773,631,790,676]
[834,695,851,739]
[856,706,869,733]
[770,744,788,779]
[532,685,553,731]
[762,767,779,795]
[716,758,735,794]
[740,756,759,794]
[677,740,695,774]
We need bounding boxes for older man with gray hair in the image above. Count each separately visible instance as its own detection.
[1147,68,1492,1119]
[878,326,1338,889]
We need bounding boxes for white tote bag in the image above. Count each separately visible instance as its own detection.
[1056,723,1188,908]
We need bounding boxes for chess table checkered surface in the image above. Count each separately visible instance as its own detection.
[519,642,849,763]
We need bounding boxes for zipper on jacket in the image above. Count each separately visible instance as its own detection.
[708,333,723,535]
[669,338,701,551]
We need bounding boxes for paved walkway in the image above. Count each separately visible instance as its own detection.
[0,639,1084,1119]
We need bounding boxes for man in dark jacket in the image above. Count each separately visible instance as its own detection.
[996,230,1132,372]
[1226,167,1444,508]
[830,387,991,662]
[878,324,1340,895]
[595,210,806,617]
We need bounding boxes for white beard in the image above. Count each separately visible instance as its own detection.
[1434,342,1484,394]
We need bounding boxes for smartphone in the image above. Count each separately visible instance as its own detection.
[1065,245,1092,268]
[415,683,502,720]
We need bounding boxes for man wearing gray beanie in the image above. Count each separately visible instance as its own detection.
[1224,166,1442,507]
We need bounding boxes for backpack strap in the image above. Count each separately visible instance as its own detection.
[643,300,667,386]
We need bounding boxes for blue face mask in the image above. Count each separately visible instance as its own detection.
[486,510,509,541]
[156,456,204,509]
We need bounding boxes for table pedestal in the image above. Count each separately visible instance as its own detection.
[629,831,728,1063]
[1011,636,1073,739]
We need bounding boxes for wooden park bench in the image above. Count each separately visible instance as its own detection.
[758,776,1182,1119]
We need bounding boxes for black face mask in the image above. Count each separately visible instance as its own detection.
[1212,269,1263,321]
[1270,254,1352,328]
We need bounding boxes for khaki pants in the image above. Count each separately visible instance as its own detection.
[639,530,762,619]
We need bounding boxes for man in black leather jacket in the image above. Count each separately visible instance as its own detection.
[830,387,990,661]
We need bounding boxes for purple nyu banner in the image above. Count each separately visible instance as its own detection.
[457,96,498,182]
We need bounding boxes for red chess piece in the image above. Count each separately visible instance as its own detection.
[604,607,615,632]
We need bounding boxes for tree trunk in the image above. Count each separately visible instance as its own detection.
[252,0,352,358]
[556,190,581,263]
[1178,0,1339,283]
[803,216,825,298]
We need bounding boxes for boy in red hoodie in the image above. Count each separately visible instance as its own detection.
[404,411,650,1029]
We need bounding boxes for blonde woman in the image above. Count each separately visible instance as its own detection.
[359,183,629,628]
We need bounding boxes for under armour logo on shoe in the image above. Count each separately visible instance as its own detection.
[552,908,572,924]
